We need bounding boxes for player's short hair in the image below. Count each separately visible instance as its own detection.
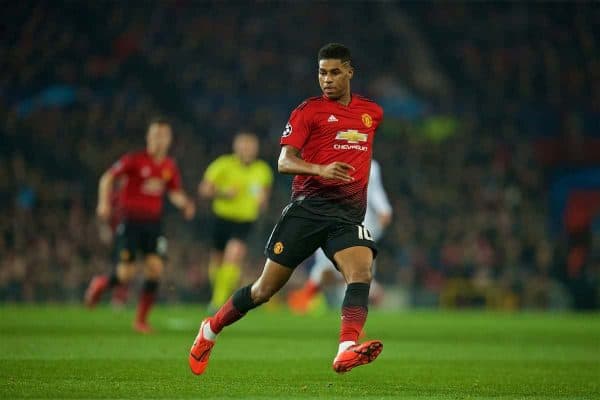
[148,117,171,129]
[318,43,352,65]
[234,130,258,142]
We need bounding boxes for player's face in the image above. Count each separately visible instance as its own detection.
[146,123,172,157]
[318,59,353,100]
[233,134,259,164]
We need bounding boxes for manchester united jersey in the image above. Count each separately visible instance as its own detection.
[280,94,383,224]
[109,151,182,221]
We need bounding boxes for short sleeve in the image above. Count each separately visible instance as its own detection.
[109,154,133,177]
[203,156,227,183]
[167,163,182,191]
[280,103,311,150]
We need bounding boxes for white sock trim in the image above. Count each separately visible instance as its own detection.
[202,320,217,341]
[338,341,355,355]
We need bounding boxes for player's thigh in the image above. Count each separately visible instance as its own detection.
[251,258,295,303]
[223,238,247,264]
[264,203,327,269]
[223,222,252,263]
[324,224,377,283]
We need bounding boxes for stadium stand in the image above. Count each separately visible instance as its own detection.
[1,1,597,308]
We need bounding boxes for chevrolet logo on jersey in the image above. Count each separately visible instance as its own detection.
[335,130,368,143]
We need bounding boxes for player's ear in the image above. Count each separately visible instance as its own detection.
[347,65,354,80]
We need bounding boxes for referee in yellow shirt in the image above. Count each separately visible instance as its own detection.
[199,131,273,311]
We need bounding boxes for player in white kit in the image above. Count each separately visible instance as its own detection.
[288,159,392,313]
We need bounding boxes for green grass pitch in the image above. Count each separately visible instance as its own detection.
[0,305,598,399]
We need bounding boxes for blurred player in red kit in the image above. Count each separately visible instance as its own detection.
[189,43,384,374]
[85,118,196,333]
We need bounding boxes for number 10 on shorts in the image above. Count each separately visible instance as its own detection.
[357,225,373,241]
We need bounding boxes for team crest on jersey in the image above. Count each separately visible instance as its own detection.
[361,113,373,128]
[282,122,292,137]
[162,169,172,181]
[273,241,284,254]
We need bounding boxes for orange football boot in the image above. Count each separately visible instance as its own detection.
[287,288,312,314]
[189,318,215,375]
[332,340,383,373]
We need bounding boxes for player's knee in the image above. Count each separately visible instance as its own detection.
[343,264,372,284]
[224,239,246,263]
[144,255,164,279]
[117,263,136,283]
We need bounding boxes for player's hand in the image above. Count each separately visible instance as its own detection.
[97,221,114,245]
[97,202,111,221]
[219,187,238,199]
[183,201,196,220]
[319,162,355,182]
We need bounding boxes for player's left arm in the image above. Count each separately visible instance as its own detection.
[166,163,195,220]
[168,190,196,220]
[278,145,354,181]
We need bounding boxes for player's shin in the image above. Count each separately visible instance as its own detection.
[136,280,158,327]
[209,262,241,309]
[208,284,260,335]
[338,282,370,353]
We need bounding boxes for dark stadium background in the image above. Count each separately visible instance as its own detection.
[1,1,598,310]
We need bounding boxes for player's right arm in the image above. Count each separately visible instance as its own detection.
[278,145,355,182]
[97,155,132,221]
[279,101,354,182]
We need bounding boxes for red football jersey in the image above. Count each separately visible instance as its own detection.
[109,151,182,221]
[280,94,383,224]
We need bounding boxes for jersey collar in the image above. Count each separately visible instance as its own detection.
[322,93,353,107]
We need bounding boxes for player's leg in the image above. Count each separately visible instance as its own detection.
[365,223,386,305]
[189,203,324,375]
[132,254,163,333]
[368,259,385,306]
[133,225,166,333]
[207,217,229,311]
[207,249,223,289]
[325,225,382,373]
[189,258,293,375]
[85,222,137,307]
[210,237,246,309]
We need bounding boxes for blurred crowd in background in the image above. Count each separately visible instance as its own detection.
[1,1,599,309]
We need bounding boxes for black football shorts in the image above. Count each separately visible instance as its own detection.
[114,219,167,262]
[211,216,253,251]
[264,202,377,269]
